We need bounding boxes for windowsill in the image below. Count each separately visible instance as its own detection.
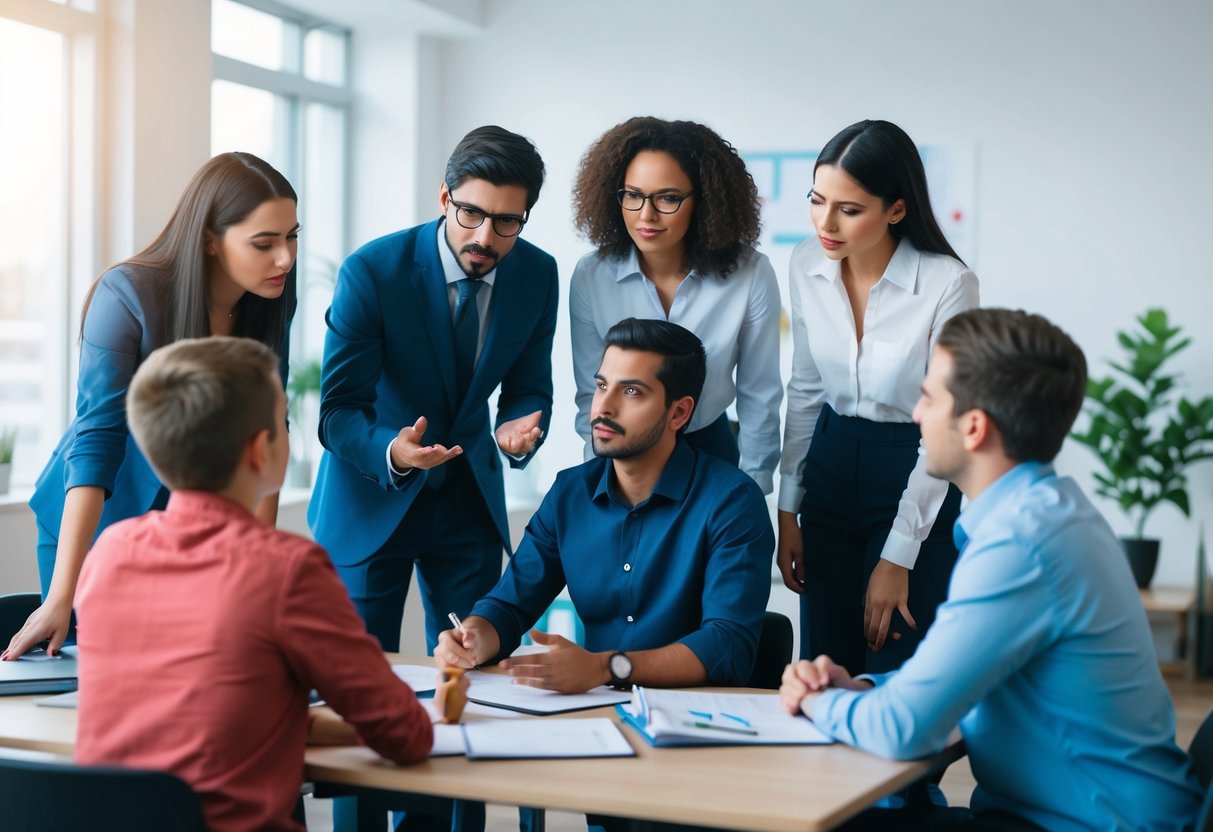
[0,488,34,513]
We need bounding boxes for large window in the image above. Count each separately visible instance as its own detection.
[0,3,98,491]
[211,0,350,483]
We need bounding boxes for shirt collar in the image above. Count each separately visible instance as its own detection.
[953,460,1053,551]
[613,247,699,283]
[165,489,255,521]
[807,237,919,293]
[436,218,497,288]
[591,438,697,508]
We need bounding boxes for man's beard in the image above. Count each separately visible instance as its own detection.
[591,412,667,459]
[445,230,500,278]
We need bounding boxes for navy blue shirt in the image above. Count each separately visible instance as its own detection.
[472,440,774,684]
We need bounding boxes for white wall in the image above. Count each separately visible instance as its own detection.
[4,0,1211,611]
[434,0,1213,588]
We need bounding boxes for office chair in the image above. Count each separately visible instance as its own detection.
[0,752,208,831]
[0,592,40,646]
[747,611,794,689]
[0,591,76,649]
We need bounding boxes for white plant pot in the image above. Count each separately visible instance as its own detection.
[0,463,11,495]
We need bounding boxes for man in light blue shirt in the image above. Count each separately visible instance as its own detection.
[782,308,1201,831]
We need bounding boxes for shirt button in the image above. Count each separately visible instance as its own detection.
[626,615,634,622]
[623,564,632,572]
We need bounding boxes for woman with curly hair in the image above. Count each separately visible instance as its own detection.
[778,120,979,675]
[569,116,781,491]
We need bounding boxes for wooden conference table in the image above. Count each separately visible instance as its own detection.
[0,654,965,832]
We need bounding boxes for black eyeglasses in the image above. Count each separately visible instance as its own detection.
[447,197,528,237]
[616,189,694,214]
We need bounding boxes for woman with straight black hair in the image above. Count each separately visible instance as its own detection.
[4,152,299,660]
[778,120,979,675]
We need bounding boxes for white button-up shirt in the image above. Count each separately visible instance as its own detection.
[569,246,783,494]
[778,237,979,569]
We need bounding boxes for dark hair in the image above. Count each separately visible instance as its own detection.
[127,337,281,492]
[936,308,1087,463]
[603,318,706,432]
[81,152,298,351]
[444,125,546,211]
[816,120,963,264]
[573,116,761,278]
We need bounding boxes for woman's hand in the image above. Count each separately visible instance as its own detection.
[863,560,916,652]
[3,597,73,660]
[776,511,806,594]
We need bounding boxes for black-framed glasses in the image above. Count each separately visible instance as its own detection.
[447,197,528,237]
[616,189,694,214]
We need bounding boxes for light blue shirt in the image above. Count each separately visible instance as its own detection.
[569,247,782,494]
[812,462,1201,831]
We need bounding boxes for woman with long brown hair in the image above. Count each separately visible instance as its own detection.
[4,152,299,659]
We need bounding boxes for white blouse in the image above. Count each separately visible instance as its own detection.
[569,246,783,494]
[778,237,979,569]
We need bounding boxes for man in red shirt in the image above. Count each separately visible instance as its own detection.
[74,336,461,832]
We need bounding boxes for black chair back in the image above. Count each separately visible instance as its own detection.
[0,592,41,647]
[0,753,208,831]
[747,611,794,689]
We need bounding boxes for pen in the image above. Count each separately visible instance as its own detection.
[681,720,758,736]
[447,612,480,669]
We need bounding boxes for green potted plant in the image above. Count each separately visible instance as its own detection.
[1071,309,1213,587]
[286,360,323,487]
[0,426,15,496]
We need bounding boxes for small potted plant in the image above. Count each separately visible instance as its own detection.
[1071,309,1213,587]
[286,360,323,487]
[0,426,14,495]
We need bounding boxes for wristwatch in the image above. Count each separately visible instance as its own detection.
[607,651,633,690]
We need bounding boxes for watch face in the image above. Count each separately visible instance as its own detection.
[609,652,632,681]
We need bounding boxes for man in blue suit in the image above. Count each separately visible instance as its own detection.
[308,125,557,654]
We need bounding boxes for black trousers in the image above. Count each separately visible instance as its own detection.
[798,405,961,674]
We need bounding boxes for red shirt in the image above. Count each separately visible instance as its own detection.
[75,491,433,832]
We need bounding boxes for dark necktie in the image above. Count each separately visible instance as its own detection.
[453,277,484,404]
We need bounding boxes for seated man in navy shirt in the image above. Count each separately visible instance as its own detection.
[436,318,774,692]
[781,309,1201,831]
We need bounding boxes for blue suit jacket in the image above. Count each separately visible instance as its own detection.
[307,219,558,565]
[30,264,293,546]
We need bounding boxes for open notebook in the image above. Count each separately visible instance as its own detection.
[617,686,833,747]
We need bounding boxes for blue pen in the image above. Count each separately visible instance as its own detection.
[720,712,750,727]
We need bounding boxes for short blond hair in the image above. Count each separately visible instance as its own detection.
[127,337,280,491]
